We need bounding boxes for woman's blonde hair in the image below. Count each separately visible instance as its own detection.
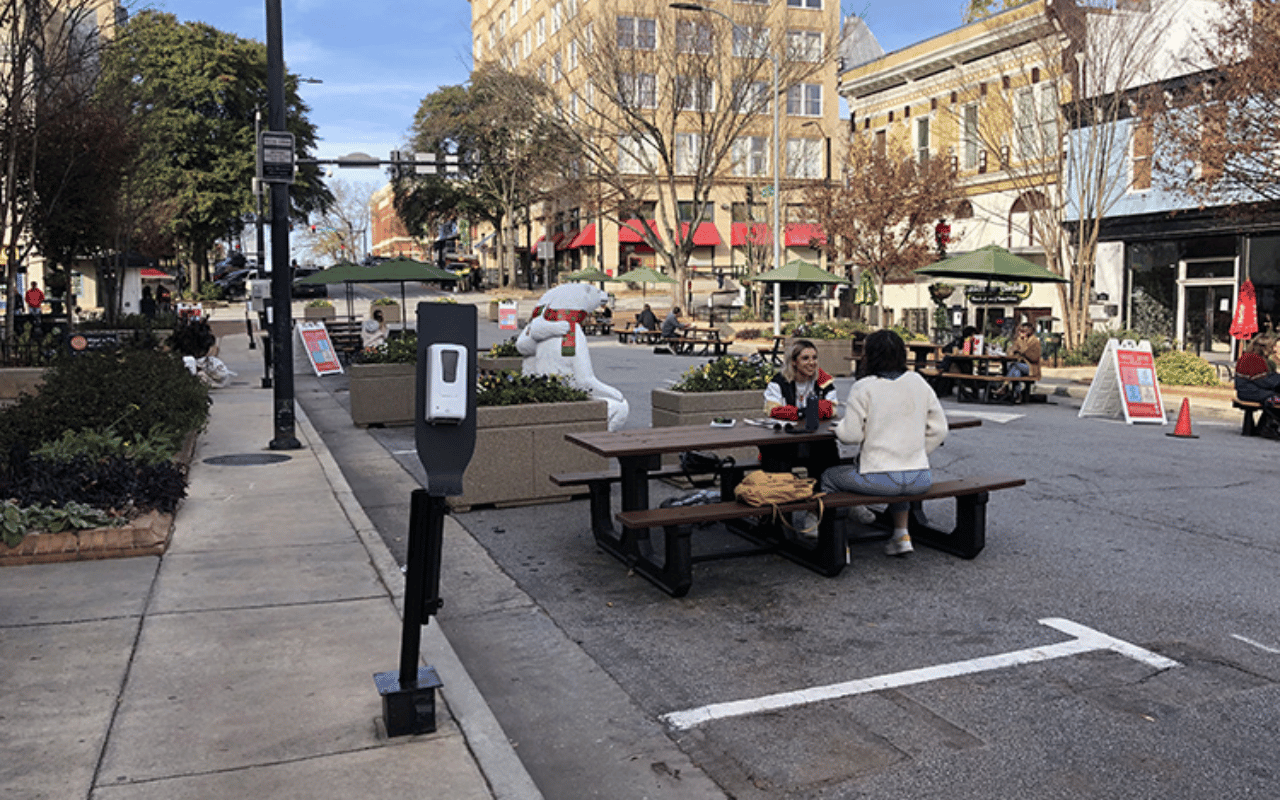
[782,339,817,383]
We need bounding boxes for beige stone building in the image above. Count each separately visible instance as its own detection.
[464,0,846,292]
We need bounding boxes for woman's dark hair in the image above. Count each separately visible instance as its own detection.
[860,329,907,378]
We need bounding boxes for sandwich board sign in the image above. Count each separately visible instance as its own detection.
[297,321,343,376]
[1078,338,1166,425]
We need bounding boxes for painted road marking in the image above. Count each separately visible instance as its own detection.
[1231,634,1280,654]
[946,409,1024,424]
[661,618,1180,731]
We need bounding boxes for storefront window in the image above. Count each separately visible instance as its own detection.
[1127,241,1177,340]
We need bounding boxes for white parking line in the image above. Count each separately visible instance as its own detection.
[946,409,1024,424]
[661,618,1180,730]
[1231,633,1280,654]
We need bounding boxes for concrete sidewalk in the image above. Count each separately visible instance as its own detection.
[0,325,540,800]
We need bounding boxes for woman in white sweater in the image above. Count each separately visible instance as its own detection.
[820,329,948,556]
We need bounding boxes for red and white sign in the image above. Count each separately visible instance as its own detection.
[498,300,519,330]
[1079,339,1166,425]
[297,321,343,376]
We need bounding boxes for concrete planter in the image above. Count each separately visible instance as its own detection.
[488,300,501,321]
[477,356,523,374]
[0,367,47,405]
[451,399,609,509]
[651,388,764,466]
[370,301,401,324]
[349,362,415,427]
[303,305,336,321]
[788,337,855,377]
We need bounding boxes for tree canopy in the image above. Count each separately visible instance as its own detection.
[96,10,332,281]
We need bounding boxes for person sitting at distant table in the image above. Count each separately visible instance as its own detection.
[661,307,688,340]
[934,325,978,397]
[1235,335,1280,438]
[994,322,1041,402]
[632,303,659,341]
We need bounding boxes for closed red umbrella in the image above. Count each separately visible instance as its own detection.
[1230,279,1258,340]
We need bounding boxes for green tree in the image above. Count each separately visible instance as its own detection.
[399,64,571,288]
[96,11,331,289]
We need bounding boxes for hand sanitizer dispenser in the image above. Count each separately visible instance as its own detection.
[424,343,468,423]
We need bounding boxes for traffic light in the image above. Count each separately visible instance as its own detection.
[746,186,754,204]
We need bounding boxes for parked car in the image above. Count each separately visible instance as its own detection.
[292,266,328,298]
[215,268,257,300]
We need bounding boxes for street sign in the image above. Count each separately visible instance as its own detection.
[759,185,774,199]
[259,131,296,184]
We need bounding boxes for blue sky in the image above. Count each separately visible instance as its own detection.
[155,0,971,191]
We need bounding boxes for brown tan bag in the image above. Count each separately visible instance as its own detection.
[734,471,824,533]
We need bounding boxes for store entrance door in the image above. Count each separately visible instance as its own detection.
[1176,258,1237,356]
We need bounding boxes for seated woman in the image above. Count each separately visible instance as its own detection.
[760,339,840,479]
[995,322,1041,401]
[1235,336,1280,438]
[819,329,948,555]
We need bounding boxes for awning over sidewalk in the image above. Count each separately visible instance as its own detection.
[567,223,596,248]
[680,222,722,247]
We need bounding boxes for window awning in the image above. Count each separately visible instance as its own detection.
[730,222,773,247]
[140,268,169,279]
[554,231,573,251]
[785,223,827,247]
[680,221,722,247]
[528,234,545,254]
[618,218,660,243]
[567,223,596,248]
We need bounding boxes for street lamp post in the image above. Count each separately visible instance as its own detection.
[670,2,782,335]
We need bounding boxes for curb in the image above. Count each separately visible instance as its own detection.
[294,402,546,800]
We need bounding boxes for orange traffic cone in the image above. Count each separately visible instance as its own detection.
[1166,397,1198,438]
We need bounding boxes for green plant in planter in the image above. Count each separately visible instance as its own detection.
[371,297,398,306]
[670,356,774,392]
[783,319,867,340]
[305,298,334,308]
[1155,350,1221,386]
[352,333,418,364]
[487,337,521,357]
[476,372,588,406]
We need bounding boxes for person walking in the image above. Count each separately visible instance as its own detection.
[25,281,45,317]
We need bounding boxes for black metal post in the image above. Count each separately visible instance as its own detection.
[265,0,299,449]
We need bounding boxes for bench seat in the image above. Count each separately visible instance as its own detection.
[936,372,1036,404]
[1234,397,1264,436]
[611,474,1026,596]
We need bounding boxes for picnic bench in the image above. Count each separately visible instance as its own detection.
[1234,397,1265,436]
[563,417,991,596]
[323,320,363,358]
[615,324,664,345]
[615,475,1026,596]
[670,326,734,356]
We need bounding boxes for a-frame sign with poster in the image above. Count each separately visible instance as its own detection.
[1078,338,1166,425]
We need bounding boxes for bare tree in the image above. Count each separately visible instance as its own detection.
[1153,0,1280,206]
[1,0,112,335]
[807,135,960,323]
[300,178,373,264]
[559,0,833,306]
[947,0,1180,348]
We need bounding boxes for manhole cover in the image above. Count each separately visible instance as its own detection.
[203,453,293,466]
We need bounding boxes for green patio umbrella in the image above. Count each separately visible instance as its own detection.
[560,266,616,283]
[617,265,675,299]
[743,259,851,285]
[914,244,1068,284]
[298,258,457,322]
[297,261,368,320]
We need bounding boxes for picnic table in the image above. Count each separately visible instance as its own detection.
[561,415,1002,596]
[932,353,1035,403]
[670,324,733,356]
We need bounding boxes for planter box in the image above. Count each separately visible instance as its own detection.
[303,305,336,321]
[0,511,173,566]
[451,400,609,509]
[651,388,764,467]
[371,301,401,324]
[349,362,415,427]
[488,300,500,321]
[788,337,855,377]
[477,356,523,374]
[0,367,47,404]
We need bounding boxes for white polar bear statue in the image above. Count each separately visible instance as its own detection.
[515,283,629,431]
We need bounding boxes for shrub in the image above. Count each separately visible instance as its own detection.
[0,347,209,458]
[782,319,868,340]
[305,298,334,308]
[1061,328,1173,366]
[1,456,188,521]
[351,333,418,364]
[486,338,521,357]
[670,356,774,392]
[1155,350,1221,386]
[371,297,398,306]
[476,372,588,406]
[2,500,122,547]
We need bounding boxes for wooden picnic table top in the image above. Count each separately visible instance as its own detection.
[566,415,980,459]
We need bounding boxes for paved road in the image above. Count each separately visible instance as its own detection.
[299,302,1280,799]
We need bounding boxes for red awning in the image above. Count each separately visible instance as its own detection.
[785,223,827,247]
[554,231,574,251]
[140,268,169,278]
[567,223,596,248]
[529,234,545,254]
[617,219,660,243]
[730,222,772,247]
[680,222,723,247]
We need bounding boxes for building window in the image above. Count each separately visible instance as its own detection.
[617,16,656,50]
[786,84,821,117]
[621,72,657,108]
[731,135,769,177]
[568,38,578,71]
[676,20,713,54]
[566,0,577,18]
[552,2,562,32]
[734,80,770,115]
[675,133,702,175]
[873,129,886,159]
[537,17,545,46]
[962,103,979,169]
[676,75,715,112]
[786,30,822,62]
[1016,84,1058,160]
[787,0,822,8]
[619,134,660,174]
[1197,103,1225,182]
[786,138,822,178]
[732,25,769,57]
[916,117,930,162]
[678,201,714,222]
[552,51,562,82]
